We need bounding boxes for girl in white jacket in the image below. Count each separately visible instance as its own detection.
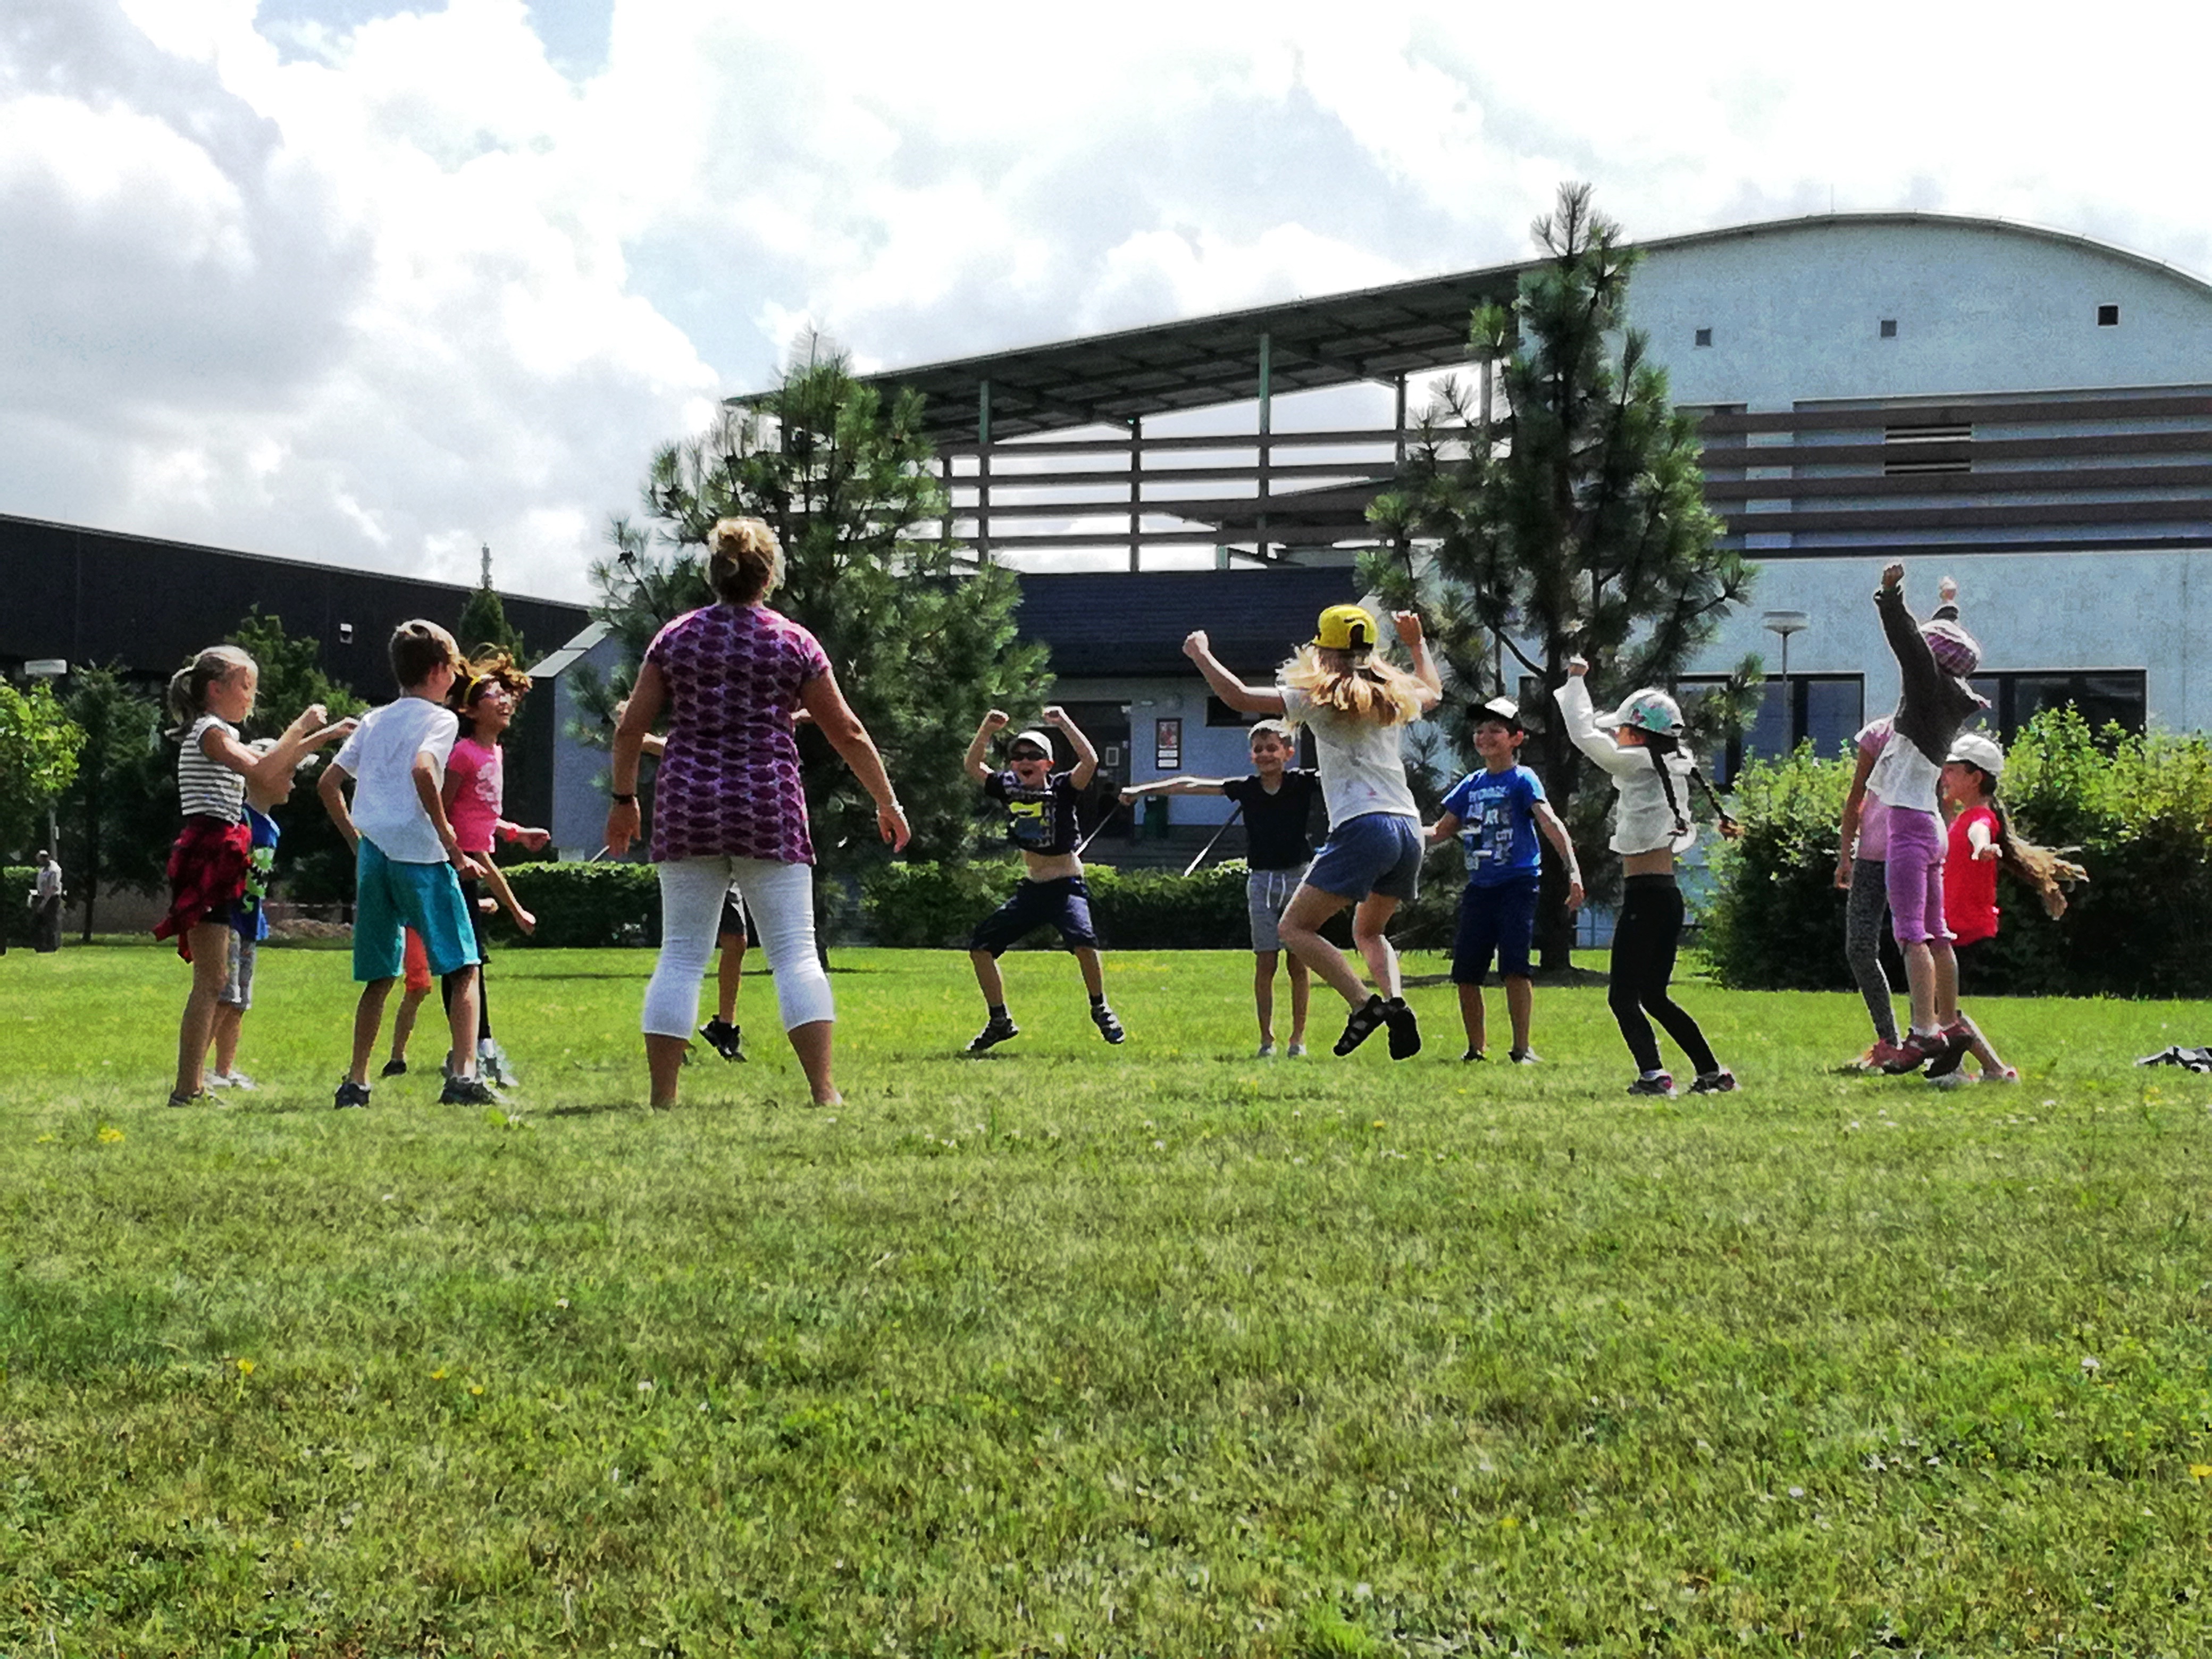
[1556,657,1736,1098]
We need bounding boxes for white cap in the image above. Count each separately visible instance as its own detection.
[1593,688,1685,736]
[1947,731,2005,778]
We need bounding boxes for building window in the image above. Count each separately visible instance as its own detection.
[1884,420,1972,475]
[1677,674,1865,787]
[1694,327,1713,347]
[2098,303,2121,326]
[1879,319,1898,339]
[1966,670,2145,743]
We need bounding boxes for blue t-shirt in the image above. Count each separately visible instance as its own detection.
[231,805,279,941]
[1440,765,1545,887]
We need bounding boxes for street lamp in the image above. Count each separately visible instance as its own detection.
[1762,611,1808,750]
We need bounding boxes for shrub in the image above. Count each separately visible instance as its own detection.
[1705,710,2212,996]
[483,861,660,949]
[2,867,33,949]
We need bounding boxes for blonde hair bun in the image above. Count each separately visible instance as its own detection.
[707,516,785,604]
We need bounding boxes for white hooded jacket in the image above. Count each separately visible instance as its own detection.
[1554,676,1700,857]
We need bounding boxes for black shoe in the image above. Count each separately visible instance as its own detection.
[699,1018,747,1061]
[1092,1004,1126,1045]
[1922,1020,1974,1080]
[966,1016,1019,1054]
[333,1080,372,1110]
[379,1058,408,1078]
[1462,1046,1486,1063]
[1626,1072,1676,1098]
[1334,994,1388,1056]
[1689,1068,1738,1094]
[440,1075,499,1106]
[1383,997,1421,1060]
[1507,1048,1541,1065]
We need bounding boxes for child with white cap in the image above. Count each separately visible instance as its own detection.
[1556,657,1737,1097]
[960,707,1124,1052]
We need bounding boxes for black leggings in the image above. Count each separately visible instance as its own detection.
[1607,873,1718,1077]
[437,878,491,1040]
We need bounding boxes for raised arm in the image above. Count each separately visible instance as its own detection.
[1532,797,1586,911]
[1044,705,1099,791]
[964,709,1010,784]
[1553,659,1648,778]
[1393,611,1443,710]
[1182,631,1286,715]
[1874,563,1941,708]
[800,666,910,851]
[1120,774,1231,805]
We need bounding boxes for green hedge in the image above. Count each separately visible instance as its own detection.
[482,861,660,949]
[2,867,33,949]
[1705,709,2212,996]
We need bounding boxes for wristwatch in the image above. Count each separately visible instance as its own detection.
[611,792,638,806]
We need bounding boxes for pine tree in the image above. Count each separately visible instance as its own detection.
[1369,183,1761,968]
[457,547,525,662]
[582,345,1048,935]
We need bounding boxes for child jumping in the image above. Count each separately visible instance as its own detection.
[1556,656,1737,1097]
[1182,605,1439,1060]
[1429,696,1583,1064]
[441,648,550,1087]
[1120,717,1326,1057]
[1863,564,1987,1074]
[156,645,345,1108]
[962,707,1125,1051]
[318,619,495,1109]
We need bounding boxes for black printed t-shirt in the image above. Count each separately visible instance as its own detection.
[1221,769,1324,870]
[984,768,1082,856]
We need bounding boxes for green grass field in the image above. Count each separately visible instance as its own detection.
[4,942,2211,1657]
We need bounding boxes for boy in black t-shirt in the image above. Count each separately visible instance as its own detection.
[961,707,1125,1052]
[1122,719,1324,1057]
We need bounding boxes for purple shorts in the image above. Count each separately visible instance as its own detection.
[1883,807,1953,945]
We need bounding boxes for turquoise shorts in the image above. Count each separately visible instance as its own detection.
[353,840,479,984]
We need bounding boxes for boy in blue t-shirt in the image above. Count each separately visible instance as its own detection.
[1429,697,1583,1063]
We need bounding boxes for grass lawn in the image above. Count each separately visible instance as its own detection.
[4,941,2211,1656]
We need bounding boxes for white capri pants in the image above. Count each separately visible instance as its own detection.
[643,857,834,1038]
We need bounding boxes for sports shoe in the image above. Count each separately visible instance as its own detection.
[333,1080,371,1110]
[1922,1020,1975,1082]
[1926,1070,1972,1090]
[1881,1030,1947,1075]
[380,1057,409,1078]
[966,1015,1019,1054]
[1507,1048,1541,1066]
[1979,1065,2021,1084]
[1255,1041,1277,1059]
[1335,994,1388,1056]
[1462,1046,1486,1063]
[1857,1040,1913,1073]
[166,1088,206,1109]
[1383,998,1421,1060]
[1092,1004,1126,1045]
[1689,1068,1738,1094]
[440,1074,499,1106]
[1626,1072,1677,1097]
[478,1040,518,1088]
[206,1070,257,1091]
[1285,1041,1307,1058]
[698,1018,747,1062]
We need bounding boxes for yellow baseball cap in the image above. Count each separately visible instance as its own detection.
[1313,604,1378,652]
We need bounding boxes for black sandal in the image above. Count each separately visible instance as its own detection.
[1384,997,1422,1060]
[1334,994,1388,1056]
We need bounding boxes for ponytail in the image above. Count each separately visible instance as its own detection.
[1986,794,2086,919]
[165,646,254,736]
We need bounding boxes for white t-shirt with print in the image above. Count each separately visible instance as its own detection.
[1279,686,1419,827]
[334,698,460,865]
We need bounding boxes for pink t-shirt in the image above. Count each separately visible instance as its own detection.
[447,735,504,854]
[1854,718,1894,860]
[643,602,830,865]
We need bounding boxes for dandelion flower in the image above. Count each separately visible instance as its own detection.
[468,1384,485,1396]
[431,1369,447,1380]
[2190,1464,2212,1480]
[97,1126,124,1144]
[236,1359,255,1377]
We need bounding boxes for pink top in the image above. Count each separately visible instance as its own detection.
[447,736,506,855]
[1854,718,1894,860]
[644,602,830,865]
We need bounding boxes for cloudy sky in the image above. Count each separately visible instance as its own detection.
[7,0,2211,601]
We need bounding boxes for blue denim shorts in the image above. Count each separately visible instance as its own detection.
[1304,812,1422,904]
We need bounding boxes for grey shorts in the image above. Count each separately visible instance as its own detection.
[219,935,258,1011]
[1246,865,1309,953]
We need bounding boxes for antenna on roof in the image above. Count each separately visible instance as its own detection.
[480,542,492,589]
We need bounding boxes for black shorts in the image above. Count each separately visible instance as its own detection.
[968,876,1099,957]
[716,889,758,946]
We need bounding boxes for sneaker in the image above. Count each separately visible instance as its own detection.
[1626,1072,1677,1098]
[1335,994,1388,1056]
[966,1015,1020,1054]
[1507,1048,1541,1066]
[1922,1020,1975,1082]
[1979,1065,2021,1085]
[440,1075,499,1106]
[1462,1046,1487,1063]
[380,1057,409,1078]
[1092,1004,1126,1045]
[1255,1041,1277,1059]
[1926,1071,1972,1090]
[698,1018,747,1062]
[1383,998,1421,1060]
[478,1041,518,1089]
[207,1070,257,1091]
[166,1089,206,1109]
[1858,1041,1913,1073]
[1285,1041,1307,1058]
[1881,1030,1947,1075]
[1689,1068,1738,1094]
[332,1080,371,1110]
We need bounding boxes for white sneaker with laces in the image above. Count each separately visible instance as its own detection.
[207,1071,257,1091]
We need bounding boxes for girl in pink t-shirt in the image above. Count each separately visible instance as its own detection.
[440,650,550,1086]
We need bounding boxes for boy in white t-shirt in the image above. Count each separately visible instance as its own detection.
[317,620,493,1108]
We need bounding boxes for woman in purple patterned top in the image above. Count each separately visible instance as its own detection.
[607,517,909,1107]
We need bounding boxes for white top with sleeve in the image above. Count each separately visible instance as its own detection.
[177,715,246,823]
[1554,676,1699,857]
[1279,686,1420,826]
[332,697,460,865]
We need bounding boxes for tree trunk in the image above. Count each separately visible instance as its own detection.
[1534,668,1577,973]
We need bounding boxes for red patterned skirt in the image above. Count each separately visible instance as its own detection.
[153,816,253,961]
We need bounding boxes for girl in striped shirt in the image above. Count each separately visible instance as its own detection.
[157,644,349,1107]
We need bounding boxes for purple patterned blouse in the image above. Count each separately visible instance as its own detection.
[644,603,831,865]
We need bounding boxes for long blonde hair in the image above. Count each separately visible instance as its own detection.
[1278,644,1425,727]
